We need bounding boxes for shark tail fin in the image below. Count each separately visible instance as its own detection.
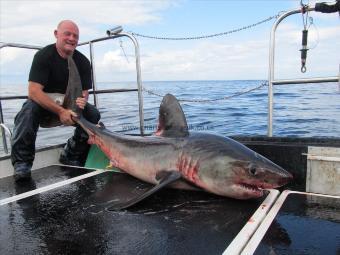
[63,56,83,117]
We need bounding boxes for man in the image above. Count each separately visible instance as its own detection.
[11,20,100,182]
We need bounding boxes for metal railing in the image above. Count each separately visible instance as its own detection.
[0,29,145,154]
[267,4,339,136]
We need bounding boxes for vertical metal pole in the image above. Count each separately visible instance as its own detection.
[267,8,308,137]
[121,33,145,135]
[79,33,145,135]
[89,42,98,107]
[338,64,340,92]
[268,21,276,137]
[0,100,9,154]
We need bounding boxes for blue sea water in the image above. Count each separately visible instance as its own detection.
[1,80,340,155]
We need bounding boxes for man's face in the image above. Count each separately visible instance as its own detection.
[55,22,79,56]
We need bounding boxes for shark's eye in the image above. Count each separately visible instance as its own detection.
[249,164,257,176]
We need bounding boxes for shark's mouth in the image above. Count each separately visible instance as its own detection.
[236,182,265,198]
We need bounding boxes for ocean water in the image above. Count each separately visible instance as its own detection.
[1,80,340,156]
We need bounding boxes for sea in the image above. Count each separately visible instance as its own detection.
[1,80,340,156]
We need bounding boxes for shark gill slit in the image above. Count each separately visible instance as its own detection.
[177,152,200,184]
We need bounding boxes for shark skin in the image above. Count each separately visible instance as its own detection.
[74,94,293,206]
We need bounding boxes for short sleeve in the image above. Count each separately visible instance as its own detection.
[28,51,49,86]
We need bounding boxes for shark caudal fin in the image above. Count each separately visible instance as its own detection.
[155,93,189,137]
[39,56,83,127]
[63,56,83,117]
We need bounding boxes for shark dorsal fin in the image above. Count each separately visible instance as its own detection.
[62,56,83,116]
[155,94,189,137]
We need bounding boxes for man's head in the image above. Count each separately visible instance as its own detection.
[54,20,79,58]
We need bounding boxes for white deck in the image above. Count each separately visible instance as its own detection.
[0,145,63,178]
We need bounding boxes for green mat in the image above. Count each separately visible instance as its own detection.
[85,145,120,172]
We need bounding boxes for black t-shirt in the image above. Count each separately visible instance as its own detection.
[29,44,92,93]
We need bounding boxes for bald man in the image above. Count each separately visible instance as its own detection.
[11,20,101,182]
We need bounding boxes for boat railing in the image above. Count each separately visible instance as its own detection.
[0,28,145,154]
[267,3,339,136]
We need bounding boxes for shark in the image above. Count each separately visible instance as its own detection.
[75,95,292,210]
[64,56,293,210]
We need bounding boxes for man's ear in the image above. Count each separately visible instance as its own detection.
[54,29,58,38]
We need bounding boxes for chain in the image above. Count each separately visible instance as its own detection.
[131,14,274,101]
[142,82,268,103]
[132,15,279,41]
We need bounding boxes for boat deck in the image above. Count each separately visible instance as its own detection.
[0,165,266,255]
[251,191,340,255]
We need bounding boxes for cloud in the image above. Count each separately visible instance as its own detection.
[93,38,270,81]
[97,49,136,72]
[0,47,36,77]
[1,0,338,82]
[93,18,339,81]
[0,0,176,44]
[0,0,178,82]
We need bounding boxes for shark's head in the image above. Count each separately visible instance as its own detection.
[195,137,293,199]
[230,152,293,199]
[156,94,293,199]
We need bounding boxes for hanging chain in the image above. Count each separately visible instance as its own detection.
[130,14,273,100]
[142,82,268,103]
[132,15,279,41]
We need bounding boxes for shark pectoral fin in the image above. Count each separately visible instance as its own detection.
[108,170,181,211]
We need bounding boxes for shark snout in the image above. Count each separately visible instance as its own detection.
[266,168,293,189]
[277,171,293,187]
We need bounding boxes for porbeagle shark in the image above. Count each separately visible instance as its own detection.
[66,57,293,210]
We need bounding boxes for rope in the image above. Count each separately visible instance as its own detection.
[131,15,279,41]
[142,82,268,103]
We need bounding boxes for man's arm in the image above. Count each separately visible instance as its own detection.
[28,82,77,125]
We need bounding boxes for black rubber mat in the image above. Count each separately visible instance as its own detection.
[0,168,266,255]
[254,193,340,255]
[0,165,91,200]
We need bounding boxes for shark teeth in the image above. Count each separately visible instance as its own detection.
[240,183,259,191]
[238,183,264,195]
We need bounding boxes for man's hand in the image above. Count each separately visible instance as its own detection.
[75,90,89,110]
[60,94,87,125]
[76,97,87,109]
[59,108,77,126]
[29,82,77,126]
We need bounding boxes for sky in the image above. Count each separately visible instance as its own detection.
[0,0,339,84]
